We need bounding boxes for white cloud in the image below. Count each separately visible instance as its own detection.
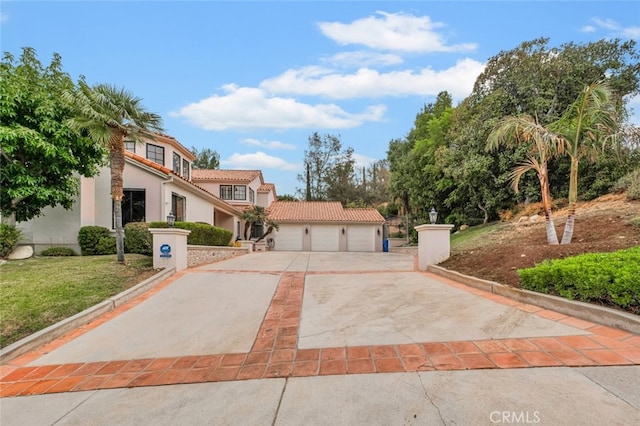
[260,58,485,100]
[318,11,477,53]
[352,153,379,170]
[172,84,386,131]
[582,17,639,38]
[221,151,300,171]
[325,51,404,68]
[241,138,296,150]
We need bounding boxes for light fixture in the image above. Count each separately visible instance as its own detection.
[377,228,381,236]
[167,212,175,228]
[342,227,345,235]
[429,208,438,224]
[305,227,309,234]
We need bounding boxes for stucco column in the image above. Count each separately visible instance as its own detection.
[415,224,455,270]
[149,228,191,271]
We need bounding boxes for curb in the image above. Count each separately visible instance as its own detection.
[426,265,640,334]
[0,267,176,363]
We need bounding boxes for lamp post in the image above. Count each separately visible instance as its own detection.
[429,208,438,224]
[167,212,175,228]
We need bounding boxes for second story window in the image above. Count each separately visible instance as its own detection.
[124,140,136,153]
[220,185,232,200]
[249,188,255,203]
[234,185,246,200]
[182,159,190,180]
[146,143,165,166]
[173,152,181,174]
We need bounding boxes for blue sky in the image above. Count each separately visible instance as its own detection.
[2,1,639,196]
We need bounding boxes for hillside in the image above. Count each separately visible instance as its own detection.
[440,194,640,287]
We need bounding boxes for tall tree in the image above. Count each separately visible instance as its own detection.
[487,115,565,244]
[552,82,620,244]
[64,80,163,263]
[0,48,105,225]
[190,146,220,169]
[240,205,266,240]
[297,132,343,201]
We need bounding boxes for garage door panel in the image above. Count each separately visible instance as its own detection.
[348,226,375,252]
[311,225,339,252]
[275,226,303,251]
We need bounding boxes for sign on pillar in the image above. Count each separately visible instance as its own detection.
[149,228,191,272]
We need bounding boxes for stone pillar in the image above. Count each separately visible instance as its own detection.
[415,224,455,270]
[149,228,191,272]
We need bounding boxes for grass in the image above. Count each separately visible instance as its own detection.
[450,222,506,252]
[0,254,155,348]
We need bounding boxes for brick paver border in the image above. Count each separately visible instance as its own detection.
[1,268,639,398]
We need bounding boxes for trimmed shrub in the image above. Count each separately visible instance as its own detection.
[40,247,76,256]
[95,236,117,255]
[78,226,111,255]
[518,247,640,314]
[149,221,233,246]
[0,223,22,258]
[124,222,153,255]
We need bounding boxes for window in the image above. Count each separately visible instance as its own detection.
[146,143,165,165]
[234,185,246,200]
[173,152,181,174]
[116,189,145,228]
[249,188,255,204]
[124,140,136,153]
[220,185,232,200]
[172,193,186,222]
[182,159,190,180]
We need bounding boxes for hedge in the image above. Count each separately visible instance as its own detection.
[78,226,113,255]
[518,247,640,314]
[148,221,233,246]
[125,222,153,255]
[0,224,21,258]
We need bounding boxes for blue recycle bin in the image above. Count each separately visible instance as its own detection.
[383,239,389,252]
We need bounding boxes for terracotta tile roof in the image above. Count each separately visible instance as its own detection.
[258,183,275,192]
[124,151,242,215]
[191,169,263,183]
[267,201,385,223]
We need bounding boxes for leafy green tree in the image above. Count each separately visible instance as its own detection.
[190,146,220,169]
[0,48,105,225]
[63,81,163,263]
[255,219,279,243]
[277,194,298,201]
[297,132,343,201]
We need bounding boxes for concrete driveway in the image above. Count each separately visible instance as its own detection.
[1,252,639,425]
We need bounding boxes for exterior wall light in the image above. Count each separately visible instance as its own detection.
[377,228,381,236]
[429,208,438,224]
[167,212,176,228]
[305,227,309,234]
[342,227,345,235]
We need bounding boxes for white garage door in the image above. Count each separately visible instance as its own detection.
[274,225,303,251]
[347,225,375,252]
[311,225,339,252]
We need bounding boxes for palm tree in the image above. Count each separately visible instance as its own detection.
[240,205,266,240]
[551,82,618,244]
[487,115,564,245]
[64,80,163,263]
[255,219,279,243]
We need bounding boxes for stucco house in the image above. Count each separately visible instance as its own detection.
[18,134,249,254]
[267,201,386,252]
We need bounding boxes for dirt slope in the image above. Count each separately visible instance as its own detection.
[440,194,640,287]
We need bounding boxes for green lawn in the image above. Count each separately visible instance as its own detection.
[0,254,155,348]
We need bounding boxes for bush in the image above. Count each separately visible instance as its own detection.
[95,236,117,255]
[78,226,111,255]
[149,221,233,246]
[124,222,153,255]
[518,247,640,314]
[631,217,640,232]
[0,224,22,258]
[41,247,76,256]
[613,169,640,200]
